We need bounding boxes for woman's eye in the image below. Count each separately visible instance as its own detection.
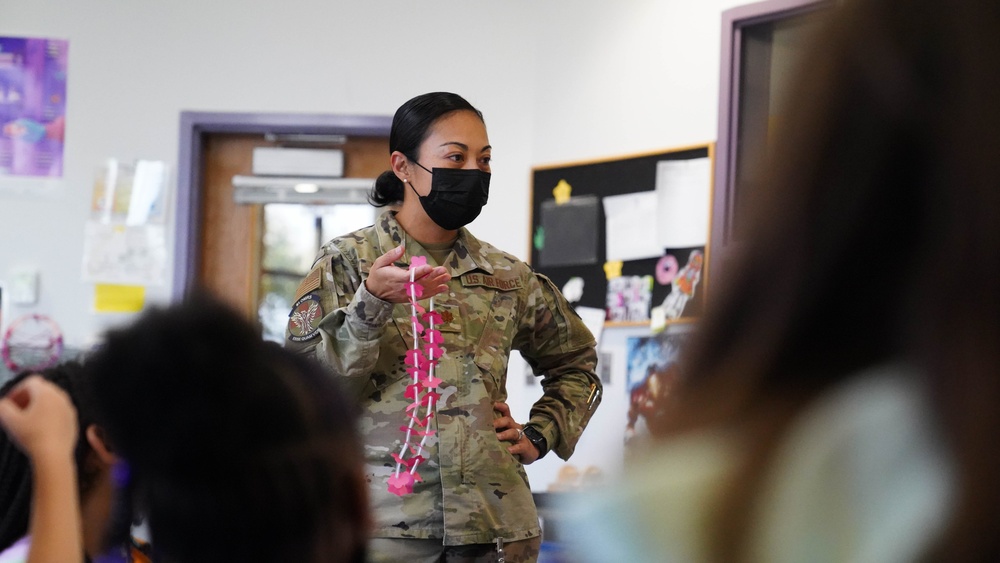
[481,156,492,165]
[447,154,465,163]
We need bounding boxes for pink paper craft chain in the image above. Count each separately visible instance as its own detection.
[388,256,445,496]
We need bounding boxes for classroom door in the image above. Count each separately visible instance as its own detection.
[194,132,389,331]
[196,133,267,319]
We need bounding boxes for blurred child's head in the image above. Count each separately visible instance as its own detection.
[0,361,115,552]
[86,293,369,563]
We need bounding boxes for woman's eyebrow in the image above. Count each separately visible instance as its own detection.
[438,142,492,152]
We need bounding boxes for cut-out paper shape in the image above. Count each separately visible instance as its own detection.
[661,250,704,320]
[388,471,415,496]
[656,255,679,285]
[552,179,572,204]
[533,226,545,251]
[390,254,444,496]
[424,329,442,345]
[604,261,624,280]
[562,277,584,303]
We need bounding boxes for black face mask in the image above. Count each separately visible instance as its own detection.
[409,160,490,231]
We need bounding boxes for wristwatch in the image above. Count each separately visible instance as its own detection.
[522,424,548,459]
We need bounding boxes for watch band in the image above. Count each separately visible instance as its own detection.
[522,425,548,459]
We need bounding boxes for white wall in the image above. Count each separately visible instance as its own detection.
[0,0,750,489]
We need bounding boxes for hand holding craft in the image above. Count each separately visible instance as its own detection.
[365,244,451,303]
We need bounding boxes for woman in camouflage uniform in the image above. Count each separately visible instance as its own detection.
[286,92,602,563]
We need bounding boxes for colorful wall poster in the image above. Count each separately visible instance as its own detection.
[0,36,69,178]
[624,331,690,451]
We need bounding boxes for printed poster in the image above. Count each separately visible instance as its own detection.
[624,331,690,451]
[0,36,68,178]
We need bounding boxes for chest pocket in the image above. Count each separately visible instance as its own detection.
[473,292,518,395]
[433,302,463,335]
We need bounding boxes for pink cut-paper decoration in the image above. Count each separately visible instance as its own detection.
[403,281,422,295]
[388,472,416,496]
[405,349,420,365]
[405,383,423,400]
[424,343,444,359]
[390,254,445,496]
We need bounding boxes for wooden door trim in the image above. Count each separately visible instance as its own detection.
[174,111,392,300]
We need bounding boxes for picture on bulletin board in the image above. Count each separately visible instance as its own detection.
[529,144,714,326]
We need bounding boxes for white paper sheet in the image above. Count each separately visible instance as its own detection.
[81,222,168,285]
[126,160,166,226]
[656,157,712,248]
[602,191,662,262]
[575,306,607,347]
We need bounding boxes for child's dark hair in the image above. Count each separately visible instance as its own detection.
[0,360,97,551]
[86,293,369,563]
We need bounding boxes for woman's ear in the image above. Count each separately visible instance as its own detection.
[390,151,410,182]
[85,424,119,465]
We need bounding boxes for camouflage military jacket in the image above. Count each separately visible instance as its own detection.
[285,211,601,546]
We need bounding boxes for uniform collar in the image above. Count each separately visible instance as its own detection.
[375,210,494,276]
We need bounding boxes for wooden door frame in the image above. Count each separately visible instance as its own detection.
[173,111,392,300]
[712,0,828,282]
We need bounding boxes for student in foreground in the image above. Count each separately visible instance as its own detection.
[4,294,371,563]
[0,361,152,563]
[568,0,1000,561]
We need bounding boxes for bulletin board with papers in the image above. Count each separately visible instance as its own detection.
[529,144,714,327]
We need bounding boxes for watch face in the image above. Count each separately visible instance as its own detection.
[523,426,545,447]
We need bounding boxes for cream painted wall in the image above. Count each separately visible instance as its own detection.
[0,0,751,490]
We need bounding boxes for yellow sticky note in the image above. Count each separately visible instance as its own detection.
[94,284,145,313]
[552,179,572,204]
[603,261,624,280]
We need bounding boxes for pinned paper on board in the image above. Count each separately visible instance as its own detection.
[660,249,704,321]
[562,277,585,303]
[529,144,714,317]
[539,195,599,268]
[552,179,572,204]
[656,157,712,248]
[603,261,624,280]
[603,191,662,262]
[606,275,653,323]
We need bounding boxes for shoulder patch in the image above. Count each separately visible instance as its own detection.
[461,272,523,292]
[293,268,322,301]
[287,294,324,342]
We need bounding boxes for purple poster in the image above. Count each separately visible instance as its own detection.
[0,37,68,178]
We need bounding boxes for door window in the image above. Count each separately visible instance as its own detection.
[258,203,375,342]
